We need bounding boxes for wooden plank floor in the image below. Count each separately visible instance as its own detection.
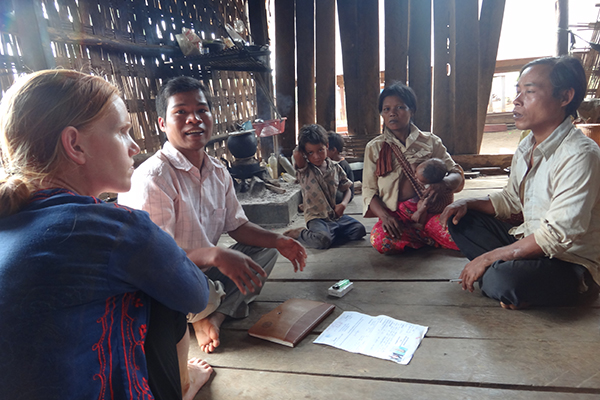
[192,175,600,399]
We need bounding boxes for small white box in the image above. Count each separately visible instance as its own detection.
[328,279,353,298]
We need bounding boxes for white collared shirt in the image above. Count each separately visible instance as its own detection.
[118,141,248,253]
[490,118,600,284]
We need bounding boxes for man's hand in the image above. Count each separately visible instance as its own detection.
[334,203,347,218]
[212,248,268,295]
[440,199,470,228]
[275,236,307,272]
[458,255,492,292]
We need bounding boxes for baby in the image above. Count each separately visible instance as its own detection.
[411,158,453,226]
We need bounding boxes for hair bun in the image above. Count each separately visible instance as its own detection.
[0,175,31,218]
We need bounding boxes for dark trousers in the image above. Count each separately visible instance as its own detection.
[299,215,366,249]
[448,210,596,307]
[145,298,188,400]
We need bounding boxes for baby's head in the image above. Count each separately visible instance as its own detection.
[415,158,447,184]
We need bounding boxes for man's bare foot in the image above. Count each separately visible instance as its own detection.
[192,313,226,353]
[182,358,213,400]
[500,301,530,310]
[283,227,305,239]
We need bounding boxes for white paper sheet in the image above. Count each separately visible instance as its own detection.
[313,311,428,365]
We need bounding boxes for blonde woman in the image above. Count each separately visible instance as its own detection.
[0,70,211,399]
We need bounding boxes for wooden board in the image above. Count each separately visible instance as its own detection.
[195,368,599,400]
[193,331,600,391]
[271,247,467,279]
[225,301,600,342]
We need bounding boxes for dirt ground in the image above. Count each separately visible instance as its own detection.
[479,129,522,154]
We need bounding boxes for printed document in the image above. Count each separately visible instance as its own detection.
[313,311,428,365]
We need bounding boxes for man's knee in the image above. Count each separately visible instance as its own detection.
[480,261,527,303]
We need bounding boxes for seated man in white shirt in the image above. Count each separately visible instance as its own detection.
[119,76,306,352]
[441,56,600,309]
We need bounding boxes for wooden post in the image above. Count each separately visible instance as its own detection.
[408,0,432,132]
[13,0,55,71]
[296,0,315,128]
[248,0,269,46]
[249,0,274,122]
[275,0,297,154]
[338,0,379,137]
[451,0,479,155]
[556,0,569,56]
[357,0,380,137]
[316,0,336,131]
[432,0,454,153]
[477,0,506,153]
[384,0,409,86]
[337,0,360,137]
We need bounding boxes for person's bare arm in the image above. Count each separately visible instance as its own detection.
[367,195,404,238]
[229,222,307,272]
[458,235,544,292]
[440,196,496,227]
[423,171,465,205]
[292,147,307,169]
[334,187,352,218]
[184,246,267,295]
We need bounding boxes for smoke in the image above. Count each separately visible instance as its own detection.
[276,94,294,116]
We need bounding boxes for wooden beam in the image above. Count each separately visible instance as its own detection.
[357,0,380,137]
[384,0,408,86]
[337,0,379,137]
[275,0,297,153]
[451,154,513,170]
[494,57,548,74]
[476,0,506,152]
[408,0,432,132]
[316,0,336,131]
[249,0,274,122]
[556,0,569,56]
[13,0,55,70]
[46,27,180,57]
[432,0,454,153]
[248,0,269,46]
[337,0,359,136]
[451,0,479,155]
[296,0,315,127]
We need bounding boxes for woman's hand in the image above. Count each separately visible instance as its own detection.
[381,213,403,239]
[422,179,451,206]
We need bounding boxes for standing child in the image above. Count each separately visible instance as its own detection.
[284,124,366,249]
[327,131,355,204]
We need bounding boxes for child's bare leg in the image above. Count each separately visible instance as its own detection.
[177,328,213,400]
[192,312,226,353]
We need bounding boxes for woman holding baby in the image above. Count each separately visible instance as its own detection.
[362,82,465,254]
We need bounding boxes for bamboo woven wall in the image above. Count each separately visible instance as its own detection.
[0,0,259,160]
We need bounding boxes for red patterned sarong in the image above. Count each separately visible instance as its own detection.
[370,198,459,254]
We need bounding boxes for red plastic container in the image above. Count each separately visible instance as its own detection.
[252,118,287,137]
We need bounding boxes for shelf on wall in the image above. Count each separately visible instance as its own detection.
[181,46,270,72]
